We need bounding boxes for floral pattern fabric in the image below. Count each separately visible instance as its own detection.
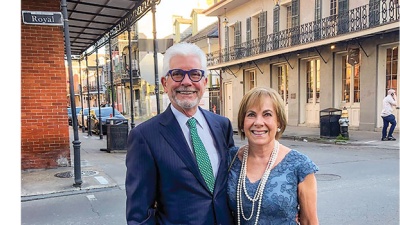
[227,146,319,225]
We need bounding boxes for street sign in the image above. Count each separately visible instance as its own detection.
[22,11,63,26]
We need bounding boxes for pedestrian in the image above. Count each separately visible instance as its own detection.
[381,88,398,141]
[125,42,235,225]
[227,87,319,225]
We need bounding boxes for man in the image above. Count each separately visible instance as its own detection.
[125,42,235,224]
[381,89,398,141]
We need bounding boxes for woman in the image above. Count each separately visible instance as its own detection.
[228,87,319,225]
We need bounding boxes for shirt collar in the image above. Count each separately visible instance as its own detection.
[170,104,206,129]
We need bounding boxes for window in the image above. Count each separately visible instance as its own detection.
[386,47,398,94]
[278,65,289,104]
[315,0,322,21]
[225,26,229,49]
[369,0,380,26]
[245,70,256,92]
[258,11,267,38]
[234,21,242,59]
[314,0,322,40]
[258,11,267,52]
[337,0,349,34]
[290,0,300,45]
[287,5,292,29]
[291,0,299,27]
[330,0,337,15]
[273,5,280,49]
[246,17,251,42]
[341,56,360,103]
[224,26,229,61]
[306,60,321,103]
[273,6,280,33]
[246,17,251,56]
[234,21,242,47]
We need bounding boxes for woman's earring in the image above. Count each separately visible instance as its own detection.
[241,129,244,132]
[277,128,281,133]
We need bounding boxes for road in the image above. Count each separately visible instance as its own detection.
[21,139,399,225]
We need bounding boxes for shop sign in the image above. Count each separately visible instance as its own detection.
[347,48,360,66]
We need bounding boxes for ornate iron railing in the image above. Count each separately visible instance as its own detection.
[207,1,399,67]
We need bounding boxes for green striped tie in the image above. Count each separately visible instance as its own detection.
[187,117,215,193]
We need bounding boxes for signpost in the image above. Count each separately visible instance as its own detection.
[22,11,63,26]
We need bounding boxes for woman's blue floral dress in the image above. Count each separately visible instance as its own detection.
[227,146,318,225]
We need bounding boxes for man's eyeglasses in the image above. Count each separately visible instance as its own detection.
[167,69,205,82]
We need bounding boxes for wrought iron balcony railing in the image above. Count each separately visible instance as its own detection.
[207,1,399,67]
[81,85,106,93]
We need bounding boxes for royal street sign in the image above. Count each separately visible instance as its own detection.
[22,11,63,26]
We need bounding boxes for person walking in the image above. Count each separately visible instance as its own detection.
[228,87,319,224]
[381,89,398,141]
[125,42,235,225]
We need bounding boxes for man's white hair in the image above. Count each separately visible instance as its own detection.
[162,42,207,77]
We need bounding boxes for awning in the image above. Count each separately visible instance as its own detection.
[66,0,159,56]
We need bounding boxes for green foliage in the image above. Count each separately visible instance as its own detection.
[336,134,349,141]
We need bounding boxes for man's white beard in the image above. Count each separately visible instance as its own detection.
[176,98,200,109]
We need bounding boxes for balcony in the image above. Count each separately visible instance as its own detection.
[81,85,106,94]
[207,2,399,67]
[113,72,140,87]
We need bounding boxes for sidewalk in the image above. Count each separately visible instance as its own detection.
[21,125,399,201]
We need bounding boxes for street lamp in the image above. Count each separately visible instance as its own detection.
[127,24,135,129]
[79,60,85,133]
[96,47,103,139]
[85,55,92,136]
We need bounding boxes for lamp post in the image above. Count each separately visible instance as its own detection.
[152,0,160,114]
[108,39,115,117]
[127,24,135,129]
[61,0,82,187]
[79,60,85,133]
[96,47,103,139]
[85,55,92,136]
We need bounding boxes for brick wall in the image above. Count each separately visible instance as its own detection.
[21,0,71,170]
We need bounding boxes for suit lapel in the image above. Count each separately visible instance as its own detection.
[158,107,208,190]
[201,109,228,195]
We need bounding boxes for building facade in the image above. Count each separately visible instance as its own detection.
[204,0,399,132]
[21,0,70,169]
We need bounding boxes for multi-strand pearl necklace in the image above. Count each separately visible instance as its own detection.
[236,140,280,225]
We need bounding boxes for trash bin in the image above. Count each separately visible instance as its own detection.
[320,108,342,138]
[106,118,128,152]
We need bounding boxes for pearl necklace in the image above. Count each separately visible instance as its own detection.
[236,140,279,225]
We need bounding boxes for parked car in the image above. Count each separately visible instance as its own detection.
[67,107,82,126]
[91,107,126,135]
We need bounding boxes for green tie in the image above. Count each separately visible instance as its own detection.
[187,117,215,193]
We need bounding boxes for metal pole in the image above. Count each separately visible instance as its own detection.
[120,85,124,113]
[85,55,92,136]
[152,0,160,114]
[127,25,135,129]
[61,0,82,187]
[108,39,115,117]
[79,60,85,133]
[96,47,103,139]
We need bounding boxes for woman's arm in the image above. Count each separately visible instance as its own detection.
[298,173,319,225]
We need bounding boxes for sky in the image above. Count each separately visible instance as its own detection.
[138,0,212,38]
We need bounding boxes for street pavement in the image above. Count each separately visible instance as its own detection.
[21,125,399,201]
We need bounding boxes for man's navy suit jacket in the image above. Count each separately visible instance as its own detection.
[125,105,235,225]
